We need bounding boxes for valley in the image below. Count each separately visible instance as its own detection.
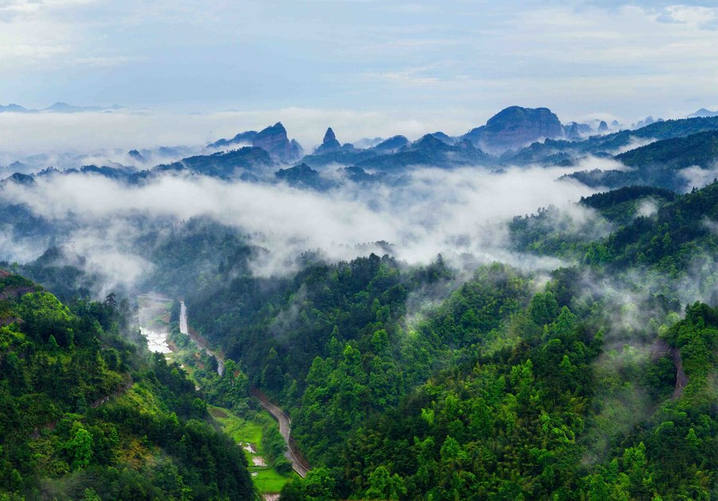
[138,292,300,498]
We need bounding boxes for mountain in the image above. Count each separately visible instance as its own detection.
[155,146,273,179]
[634,115,662,128]
[128,149,145,162]
[564,130,718,191]
[353,134,493,171]
[314,127,342,154]
[464,106,564,154]
[563,121,593,140]
[0,143,275,187]
[689,108,718,118]
[429,131,456,145]
[342,166,384,183]
[252,122,303,163]
[275,163,335,190]
[0,102,122,113]
[579,185,677,225]
[208,130,258,149]
[208,123,303,163]
[616,130,718,169]
[180,172,718,499]
[0,104,29,113]
[582,179,718,269]
[373,135,409,152]
[506,115,718,167]
[1,172,35,186]
[45,102,100,113]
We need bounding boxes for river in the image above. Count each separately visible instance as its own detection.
[137,293,172,353]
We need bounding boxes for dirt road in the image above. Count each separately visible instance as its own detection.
[251,388,311,478]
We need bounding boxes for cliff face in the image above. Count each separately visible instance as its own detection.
[252,122,303,163]
[464,106,564,154]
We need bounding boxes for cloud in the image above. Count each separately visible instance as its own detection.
[0,163,600,287]
[679,164,718,189]
[656,5,718,28]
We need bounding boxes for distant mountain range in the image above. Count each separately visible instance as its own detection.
[207,105,612,172]
[6,105,718,193]
[0,102,123,113]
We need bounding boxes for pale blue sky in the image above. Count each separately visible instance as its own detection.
[1,1,718,130]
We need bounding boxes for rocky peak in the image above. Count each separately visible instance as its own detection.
[464,106,564,154]
[315,127,342,154]
[323,127,339,146]
[252,122,302,163]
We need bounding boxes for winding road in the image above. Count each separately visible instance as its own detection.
[180,300,310,477]
[251,388,311,478]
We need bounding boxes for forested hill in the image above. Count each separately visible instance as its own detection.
[180,245,718,499]
[163,180,718,499]
[509,179,718,275]
[329,294,718,500]
[583,180,718,269]
[616,130,718,170]
[272,263,717,499]
[0,271,256,500]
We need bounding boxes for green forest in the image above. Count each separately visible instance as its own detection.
[0,273,256,500]
[174,180,718,499]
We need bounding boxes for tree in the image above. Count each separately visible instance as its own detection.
[365,466,406,500]
[66,422,93,470]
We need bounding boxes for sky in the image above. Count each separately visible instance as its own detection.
[1,0,718,149]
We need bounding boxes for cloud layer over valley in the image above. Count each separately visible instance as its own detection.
[0,163,599,291]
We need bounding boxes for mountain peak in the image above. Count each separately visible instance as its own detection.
[689,108,718,118]
[252,123,302,163]
[315,127,342,154]
[323,127,338,144]
[464,105,564,154]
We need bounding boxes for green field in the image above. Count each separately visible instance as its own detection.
[208,405,295,494]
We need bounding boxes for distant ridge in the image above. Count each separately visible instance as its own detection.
[689,108,718,118]
[0,102,123,113]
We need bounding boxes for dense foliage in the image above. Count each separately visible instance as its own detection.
[0,273,256,500]
[186,254,533,466]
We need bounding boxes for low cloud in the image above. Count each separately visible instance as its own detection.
[1,163,599,290]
